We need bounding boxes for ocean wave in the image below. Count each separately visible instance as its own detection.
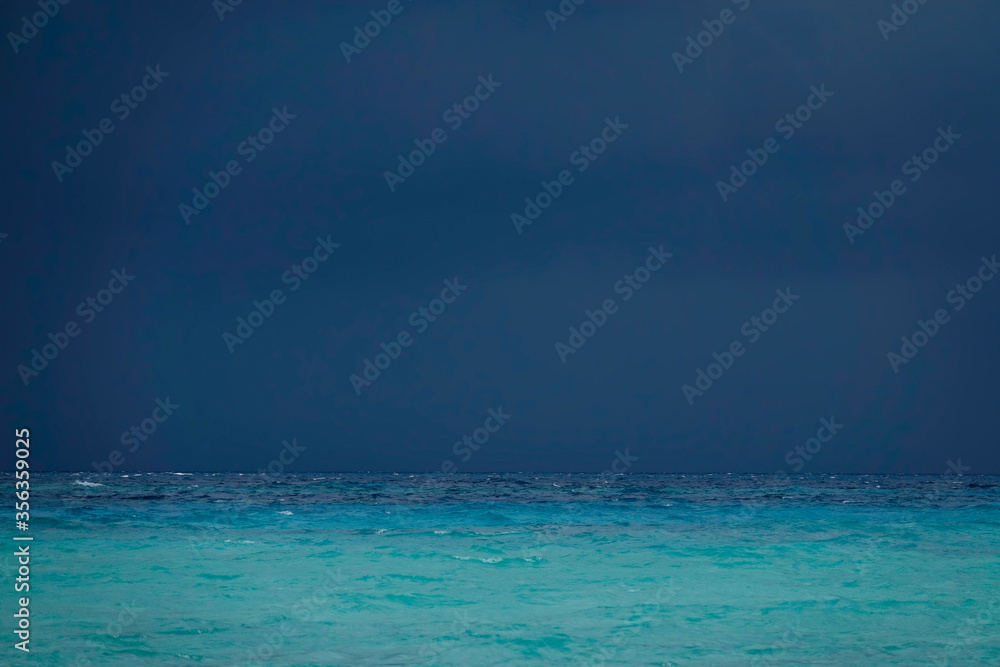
[451,555,505,563]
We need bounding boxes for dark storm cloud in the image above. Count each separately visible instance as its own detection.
[1,0,998,473]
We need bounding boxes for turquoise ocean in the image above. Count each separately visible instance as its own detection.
[9,473,1000,666]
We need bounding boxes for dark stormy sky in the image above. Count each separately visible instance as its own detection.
[2,1,999,473]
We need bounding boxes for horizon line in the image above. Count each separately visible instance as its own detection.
[4,470,993,476]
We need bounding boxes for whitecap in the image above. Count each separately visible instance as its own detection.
[276,510,293,515]
[451,555,504,563]
[74,481,104,487]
